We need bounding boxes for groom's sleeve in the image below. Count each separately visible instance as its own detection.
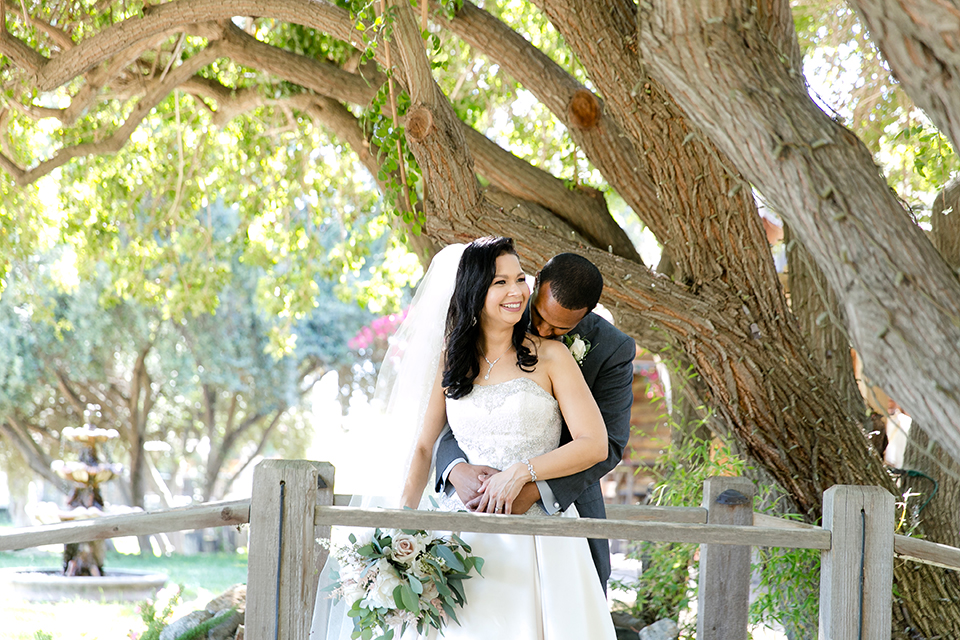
[543,334,635,513]
[434,423,468,494]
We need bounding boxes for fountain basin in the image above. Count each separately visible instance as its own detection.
[3,567,168,602]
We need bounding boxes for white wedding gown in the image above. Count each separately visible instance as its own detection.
[313,376,616,639]
[421,377,616,639]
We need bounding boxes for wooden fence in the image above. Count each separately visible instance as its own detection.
[3,458,960,640]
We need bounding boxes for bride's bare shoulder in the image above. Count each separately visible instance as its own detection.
[524,335,569,360]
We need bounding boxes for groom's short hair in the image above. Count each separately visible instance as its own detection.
[539,253,603,312]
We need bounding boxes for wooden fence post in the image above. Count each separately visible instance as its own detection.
[697,476,755,640]
[308,462,336,623]
[246,460,333,640]
[819,485,894,640]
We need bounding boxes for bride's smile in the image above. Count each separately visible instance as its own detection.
[481,253,530,326]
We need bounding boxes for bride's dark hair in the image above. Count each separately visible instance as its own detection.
[443,236,537,399]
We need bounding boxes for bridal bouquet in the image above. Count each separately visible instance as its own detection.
[325,528,484,639]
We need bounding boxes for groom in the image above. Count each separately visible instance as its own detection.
[435,252,636,590]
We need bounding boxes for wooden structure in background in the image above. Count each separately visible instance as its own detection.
[601,355,670,507]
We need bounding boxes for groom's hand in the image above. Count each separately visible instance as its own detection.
[507,482,541,515]
[468,481,541,514]
[449,462,500,508]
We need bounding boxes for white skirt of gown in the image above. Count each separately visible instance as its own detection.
[312,378,616,640]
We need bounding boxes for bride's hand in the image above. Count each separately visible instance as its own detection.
[475,464,528,515]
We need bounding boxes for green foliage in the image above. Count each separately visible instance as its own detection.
[793,1,958,211]
[749,546,820,637]
[173,607,238,640]
[0,234,381,500]
[31,632,52,640]
[612,371,818,637]
[328,527,481,639]
[138,585,185,640]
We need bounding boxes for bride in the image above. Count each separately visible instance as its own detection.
[314,236,616,639]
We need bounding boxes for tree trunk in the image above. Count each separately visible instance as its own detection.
[637,0,960,467]
[930,178,960,272]
[899,178,960,548]
[634,1,960,634]
[901,424,960,548]
[785,224,867,425]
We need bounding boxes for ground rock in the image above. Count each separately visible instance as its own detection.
[159,610,213,640]
[208,608,244,640]
[160,584,247,640]
[611,610,644,639]
[638,618,679,640]
[205,584,246,614]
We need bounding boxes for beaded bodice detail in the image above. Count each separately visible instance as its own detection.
[437,378,561,514]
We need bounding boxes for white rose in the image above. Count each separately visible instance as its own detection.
[390,533,423,565]
[352,529,375,547]
[361,559,403,610]
[411,558,428,579]
[340,578,366,607]
[569,336,587,362]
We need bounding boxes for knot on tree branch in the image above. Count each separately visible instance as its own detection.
[567,89,601,129]
[405,107,435,142]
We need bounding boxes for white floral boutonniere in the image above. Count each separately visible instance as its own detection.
[562,333,592,366]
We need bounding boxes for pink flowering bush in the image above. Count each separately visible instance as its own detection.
[348,309,409,352]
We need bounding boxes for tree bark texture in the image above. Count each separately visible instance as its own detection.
[636,1,960,635]
[637,0,960,470]
[931,178,960,272]
[849,0,960,154]
[784,224,868,429]
[902,424,960,549]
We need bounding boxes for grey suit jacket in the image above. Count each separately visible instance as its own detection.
[435,312,635,587]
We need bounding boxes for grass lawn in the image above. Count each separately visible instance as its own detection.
[0,548,248,640]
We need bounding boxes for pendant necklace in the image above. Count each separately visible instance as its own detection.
[482,346,512,380]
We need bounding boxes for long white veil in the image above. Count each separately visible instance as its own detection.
[310,243,465,639]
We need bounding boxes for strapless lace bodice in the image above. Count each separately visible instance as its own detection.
[436,378,561,514]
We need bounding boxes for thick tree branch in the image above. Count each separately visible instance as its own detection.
[931,179,960,271]
[443,2,660,252]
[218,22,380,107]
[179,75,267,126]
[390,0,482,220]
[22,0,356,92]
[536,0,783,317]
[462,124,641,261]
[2,42,222,185]
[0,23,48,72]
[637,0,960,467]
[850,0,960,152]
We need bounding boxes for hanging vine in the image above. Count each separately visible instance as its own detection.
[344,1,462,238]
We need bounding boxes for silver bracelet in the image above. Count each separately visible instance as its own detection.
[521,458,537,482]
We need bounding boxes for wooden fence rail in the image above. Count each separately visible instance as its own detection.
[1,459,959,640]
[0,500,249,552]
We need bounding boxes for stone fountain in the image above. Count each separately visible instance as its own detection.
[5,407,168,601]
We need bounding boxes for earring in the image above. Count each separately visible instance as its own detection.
[471,316,477,326]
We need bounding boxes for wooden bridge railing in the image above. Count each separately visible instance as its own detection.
[3,458,960,640]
